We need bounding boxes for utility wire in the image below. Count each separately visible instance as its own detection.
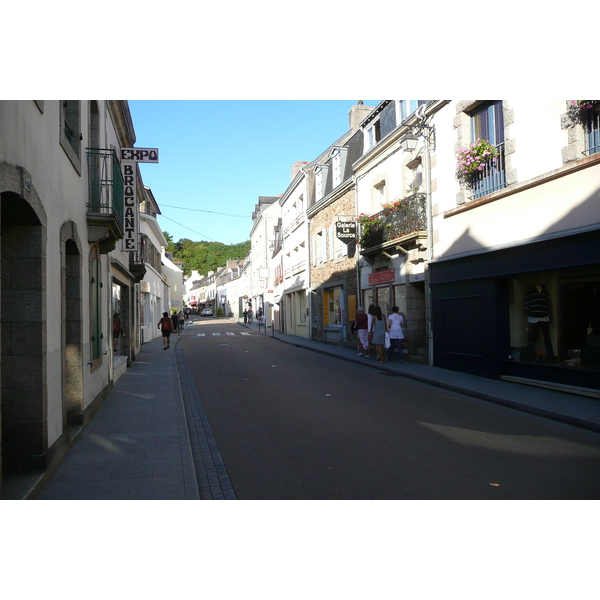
[160,203,247,218]
[159,214,221,243]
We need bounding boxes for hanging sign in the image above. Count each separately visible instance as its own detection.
[335,221,357,244]
[120,147,159,255]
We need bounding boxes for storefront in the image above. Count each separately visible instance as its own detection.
[430,229,600,390]
[361,269,428,361]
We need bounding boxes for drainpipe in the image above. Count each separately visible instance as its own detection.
[353,174,362,312]
[417,105,434,366]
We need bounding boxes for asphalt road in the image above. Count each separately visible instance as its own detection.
[183,320,600,499]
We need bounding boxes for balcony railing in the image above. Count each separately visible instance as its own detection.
[359,193,427,249]
[129,233,146,282]
[86,148,124,227]
[469,142,506,200]
[283,212,306,238]
[584,106,600,156]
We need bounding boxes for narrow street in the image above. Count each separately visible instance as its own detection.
[182,320,600,500]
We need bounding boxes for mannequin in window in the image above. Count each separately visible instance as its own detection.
[524,283,555,362]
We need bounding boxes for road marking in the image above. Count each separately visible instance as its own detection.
[212,333,221,336]
[226,332,235,336]
[241,332,250,336]
[197,333,205,337]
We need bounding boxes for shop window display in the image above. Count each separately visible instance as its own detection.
[509,271,600,370]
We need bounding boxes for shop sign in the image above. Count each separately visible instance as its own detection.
[120,147,159,255]
[335,221,357,244]
[120,148,159,163]
[369,269,395,286]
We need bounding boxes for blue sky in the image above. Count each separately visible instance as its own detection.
[129,100,380,246]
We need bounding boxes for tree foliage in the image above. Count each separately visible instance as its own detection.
[163,232,250,276]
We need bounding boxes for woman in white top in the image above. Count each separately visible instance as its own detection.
[387,306,404,362]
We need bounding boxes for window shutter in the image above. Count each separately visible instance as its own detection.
[329,226,334,261]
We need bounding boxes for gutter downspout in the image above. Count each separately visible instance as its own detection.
[417,105,434,367]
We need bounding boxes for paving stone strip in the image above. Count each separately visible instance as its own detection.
[174,341,236,500]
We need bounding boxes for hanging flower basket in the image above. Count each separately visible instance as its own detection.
[571,100,600,110]
[456,139,498,181]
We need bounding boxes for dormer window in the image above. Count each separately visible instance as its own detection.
[366,120,381,150]
[329,146,348,188]
[314,164,329,201]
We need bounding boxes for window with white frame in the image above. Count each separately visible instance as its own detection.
[583,105,600,155]
[330,147,347,188]
[367,120,381,150]
[399,100,429,122]
[314,165,328,201]
[372,180,386,213]
[409,161,423,194]
[313,231,325,265]
[468,100,506,199]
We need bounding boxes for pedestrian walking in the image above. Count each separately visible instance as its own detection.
[387,306,404,362]
[370,306,388,363]
[243,309,248,324]
[355,307,369,356]
[178,312,185,333]
[112,312,121,352]
[247,308,253,324]
[158,311,172,349]
[171,312,178,334]
[366,304,376,359]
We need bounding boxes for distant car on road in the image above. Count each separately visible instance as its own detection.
[201,308,213,316]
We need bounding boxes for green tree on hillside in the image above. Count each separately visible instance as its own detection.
[162,233,250,276]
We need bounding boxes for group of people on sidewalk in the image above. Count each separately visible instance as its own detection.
[354,305,405,364]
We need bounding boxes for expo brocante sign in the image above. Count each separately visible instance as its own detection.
[120,148,159,252]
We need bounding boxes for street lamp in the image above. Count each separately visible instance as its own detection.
[399,134,419,152]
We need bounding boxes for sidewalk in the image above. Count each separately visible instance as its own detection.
[28,332,199,500]
[240,318,600,435]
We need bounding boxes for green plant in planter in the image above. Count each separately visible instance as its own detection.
[358,213,388,247]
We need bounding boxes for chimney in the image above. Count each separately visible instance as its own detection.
[348,101,374,133]
[290,161,309,181]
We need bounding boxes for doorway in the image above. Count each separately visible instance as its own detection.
[1,193,46,471]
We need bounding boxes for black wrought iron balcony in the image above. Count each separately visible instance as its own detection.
[359,192,427,250]
[86,148,125,252]
[129,233,146,282]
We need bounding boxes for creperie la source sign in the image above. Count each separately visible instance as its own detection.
[120,148,159,252]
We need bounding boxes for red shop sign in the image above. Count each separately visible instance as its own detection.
[368,269,395,286]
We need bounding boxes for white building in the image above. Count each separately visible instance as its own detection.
[139,186,169,343]
[0,100,155,486]
[162,250,184,314]
[249,197,281,326]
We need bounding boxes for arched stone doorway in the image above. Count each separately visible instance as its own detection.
[1,188,46,472]
[61,222,83,424]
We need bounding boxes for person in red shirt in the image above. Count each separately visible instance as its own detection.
[158,312,172,349]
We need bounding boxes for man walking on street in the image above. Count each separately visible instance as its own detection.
[158,311,172,349]
[355,306,369,357]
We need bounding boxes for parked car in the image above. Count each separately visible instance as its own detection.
[201,308,213,316]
